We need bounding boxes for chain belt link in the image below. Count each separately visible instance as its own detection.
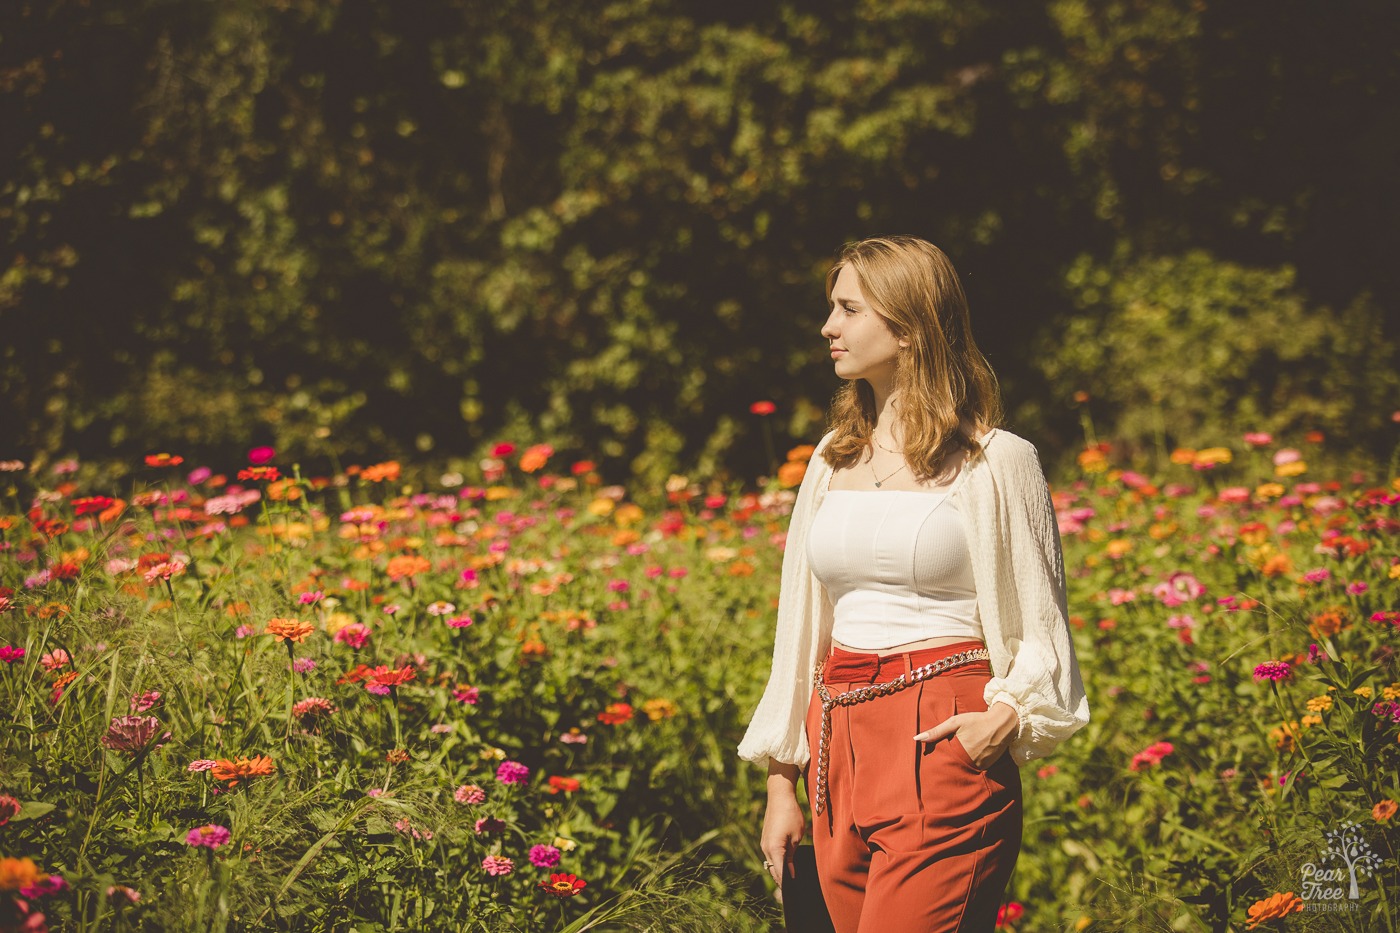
[811,647,991,818]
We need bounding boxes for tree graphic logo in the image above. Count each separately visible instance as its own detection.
[1300,820,1384,907]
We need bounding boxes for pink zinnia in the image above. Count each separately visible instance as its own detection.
[475,817,507,834]
[334,623,371,649]
[40,649,71,672]
[1253,660,1292,682]
[495,760,529,785]
[0,646,25,664]
[185,824,231,849]
[100,716,171,755]
[188,759,217,772]
[455,784,487,805]
[453,686,480,705]
[1129,741,1174,772]
[130,690,163,712]
[292,697,337,720]
[482,855,514,877]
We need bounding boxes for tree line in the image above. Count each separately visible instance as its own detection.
[3,0,1398,484]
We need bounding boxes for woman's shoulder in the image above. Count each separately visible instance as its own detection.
[976,428,1047,480]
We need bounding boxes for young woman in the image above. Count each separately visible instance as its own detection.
[739,236,1090,932]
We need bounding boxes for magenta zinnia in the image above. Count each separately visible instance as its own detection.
[529,844,562,868]
[1253,660,1292,682]
[185,824,231,849]
[495,760,529,785]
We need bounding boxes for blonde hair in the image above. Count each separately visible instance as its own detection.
[821,235,1004,481]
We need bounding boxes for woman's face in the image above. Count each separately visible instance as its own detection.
[821,264,907,385]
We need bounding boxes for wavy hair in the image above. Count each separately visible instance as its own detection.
[821,236,1004,482]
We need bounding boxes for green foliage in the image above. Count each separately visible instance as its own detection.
[1036,248,1400,470]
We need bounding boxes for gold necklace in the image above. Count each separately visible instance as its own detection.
[870,457,908,488]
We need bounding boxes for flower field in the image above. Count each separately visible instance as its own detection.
[1,435,1397,932]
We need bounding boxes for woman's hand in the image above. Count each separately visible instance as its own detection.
[761,760,804,897]
[913,701,1019,769]
[761,793,805,896]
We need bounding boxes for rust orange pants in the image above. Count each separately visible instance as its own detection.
[802,640,1022,933]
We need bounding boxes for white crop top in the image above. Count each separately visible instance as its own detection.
[805,490,982,650]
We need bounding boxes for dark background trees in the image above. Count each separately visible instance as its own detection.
[4,0,1397,484]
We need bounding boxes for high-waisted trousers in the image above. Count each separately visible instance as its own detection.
[802,639,1023,933]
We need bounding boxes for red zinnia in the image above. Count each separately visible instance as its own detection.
[596,702,634,725]
[337,663,375,685]
[749,400,776,416]
[538,873,587,898]
[546,775,582,794]
[72,496,115,516]
[367,664,416,688]
[145,453,184,468]
[237,466,281,482]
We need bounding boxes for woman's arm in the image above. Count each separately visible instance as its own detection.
[980,440,1090,764]
[738,433,835,767]
[760,759,804,890]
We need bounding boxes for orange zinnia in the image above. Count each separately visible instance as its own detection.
[0,857,47,891]
[777,461,807,488]
[519,444,554,473]
[264,618,315,643]
[211,755,277,787]
[1245,892,1304,928]
[359,461,402,483]
[385,555,432,580]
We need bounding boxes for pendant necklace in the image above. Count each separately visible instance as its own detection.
[871,430,906,487]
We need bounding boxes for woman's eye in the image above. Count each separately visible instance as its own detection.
[843,306,858,315]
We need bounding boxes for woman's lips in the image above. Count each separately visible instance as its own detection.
[830,349,846,358]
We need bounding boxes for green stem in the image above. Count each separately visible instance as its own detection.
[284,643,297,741]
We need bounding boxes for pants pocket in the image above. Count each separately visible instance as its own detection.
[947,691,987,772]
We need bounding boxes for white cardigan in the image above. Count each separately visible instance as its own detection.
[738,427,1090,769]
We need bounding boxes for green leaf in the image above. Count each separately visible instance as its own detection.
[11,801,56,823]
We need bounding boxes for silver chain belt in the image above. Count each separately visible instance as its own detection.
[811,647,991,818]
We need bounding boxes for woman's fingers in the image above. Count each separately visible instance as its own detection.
[762,843,783,885]
[914,712,961,743]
